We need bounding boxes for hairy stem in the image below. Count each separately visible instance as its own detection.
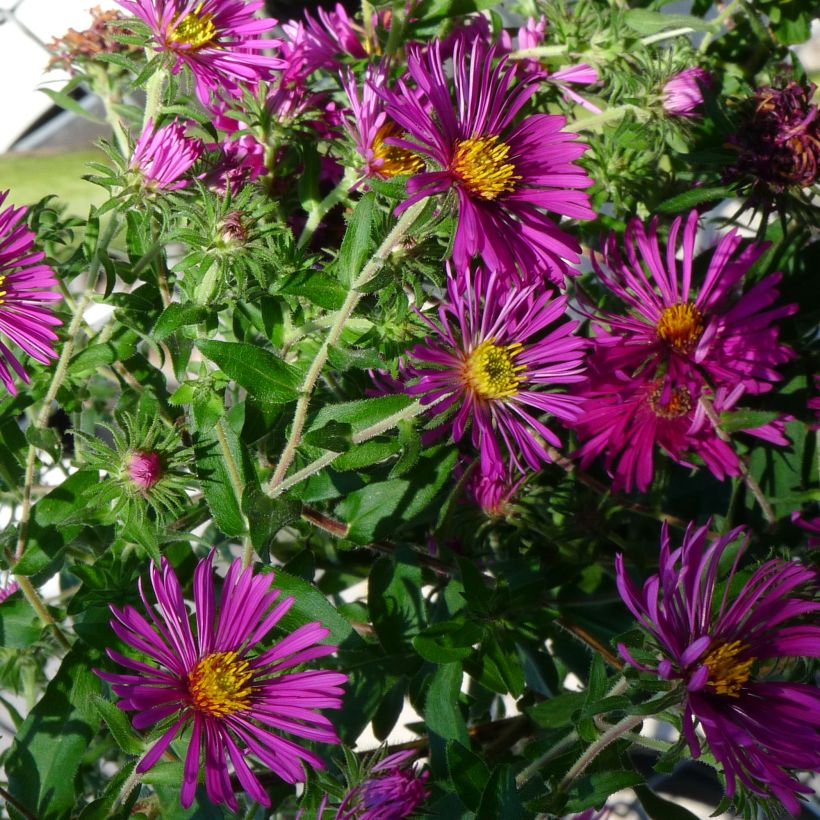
[268,200,426,493]
[15,575,71,652]
[142,63,166,130]
[559,712,646,789]
[269,399,425,498]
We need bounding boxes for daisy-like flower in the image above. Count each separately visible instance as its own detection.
[97,552,346,810]
[383,38,594,283]
[117,0,282,102]
[616,522,820,814]
[130,119,204,191]
[588,209,796,395]
[341,64,424,185]
[405,266,587,478]
[0,190,62,396]
[334,750,429,819]
[296,2,368,76]
[661,67,712,118]
[573,367,788,493]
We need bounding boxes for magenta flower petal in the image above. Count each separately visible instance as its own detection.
[96,552,346,809]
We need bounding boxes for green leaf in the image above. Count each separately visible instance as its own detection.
[6,649,101,820]
[40,87,104,122]
[527,691,585,728]
[447,741,489,812]
[624,9,712,34]
[303,420,354,453]
[193,421,246,537]
[565,770,644,812]
[92,696,144,755]
[267,568,363,648]
[0,594,43,648]
[326,344,384,372]
[279,270,348,309]
[338,192,376,287]
[152,303,209,341]
[413,620,483,664]
[655,186,734,213]
[369,545,424,650]
[333,437,402,471]
[241,485,301,555]
[309,395,413,436]
[424,662,468,745]
[719,408,781,434]
[372,677,407,741]
[196,340,301,405]
[475,765,526,820]
[336,479,409,544]
[77,760,138,820]
[33,470,101,526]
[635,785,702,820]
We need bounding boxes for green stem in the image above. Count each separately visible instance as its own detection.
[509,44,569,59]
[142,63,166,129]
[213,418,253,566]
[559,712,646,789]
[112,762,142,812]
[14,575,71,652]
[640,26,695,46]
[699,0,743,52]
[268,200,426,493]
[297,170,355,250]
[268,400,425,499]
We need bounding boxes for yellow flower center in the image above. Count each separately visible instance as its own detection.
[702,640,754,697]
[168,3,217,49]
[0,274,7,304]
[187,651,253,717]
[647,382,692,419]
[451,135,520,201]
[371,122,425,178]
[463,339,526,400]
[656,302,704,353]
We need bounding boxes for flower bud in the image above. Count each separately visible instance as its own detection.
[126,450,163,490]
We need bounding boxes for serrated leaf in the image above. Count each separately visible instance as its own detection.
[6,649,101,820]
[196,340,301,405]
[93,696,144,755]
[447,740,489,812]
[152,303,210,341]
[338,191,376,287]
[655,185,734,213]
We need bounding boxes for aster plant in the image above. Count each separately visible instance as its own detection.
[2,1,818,819]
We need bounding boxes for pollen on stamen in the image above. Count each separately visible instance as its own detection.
[656,302,705,353]
[372,122,425,178]
[187,650,253,717]
[463,339,526,400]
[451,135,521,201]
[168,3,217,49]
[703,640,755,697]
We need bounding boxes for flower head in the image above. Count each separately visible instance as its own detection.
[341,64,425,186]
[335,750,429,820]
[661,67,712,117]
[588,209,796,395]
[383,38,594,283]
[727,80,820,193]
[405,266,587,478]
[616,522,820,814]
[0,191,62,396]
[117,0,283,102]
[130,119,204,191]
[97,552,346,810]
[572,366,788,493]
[466,464,527,518]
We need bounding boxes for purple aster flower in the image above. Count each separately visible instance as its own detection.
[791,511,820,548]
[548,63,602,113]
[383,38,594,283]
[616,522,820,814]
[130,119,204,191]
[96,552,346,810]
[588,209,796,395]
[295,2,368,76]
[117,0,283,102]
[727,80,820,193]
[341,64,425,186]
[573,366,788,493]
[0,190,62,396]
[0,576,19,605]
[465,463,527,518]
[661,67,712,118]
[405,265,587,478]
[203,134,266,193]
[335,750,429,819]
